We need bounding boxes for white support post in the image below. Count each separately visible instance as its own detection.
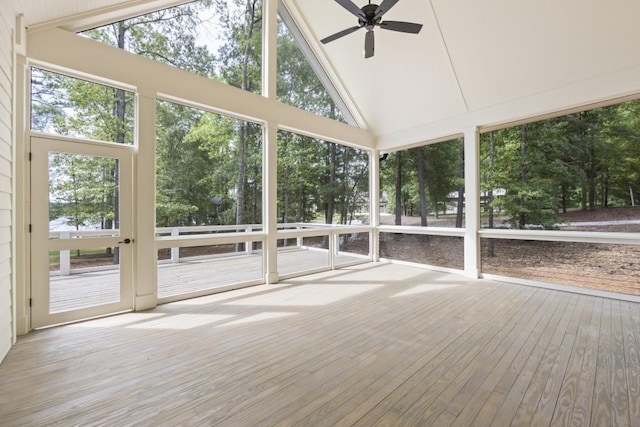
[296,226,302,248]
[59,232,71,275]
[329,231,336,270]
[464,128,480,278]
[262,0,277,100]
[14,20,29,335]
[170,228,179,263]
[134,89,158,310]
[369,149,380,261]
[264,122,279,284]
[262,0,278,283]
[245,225,252,255]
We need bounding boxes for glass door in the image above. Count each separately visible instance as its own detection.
[30,136,134,328]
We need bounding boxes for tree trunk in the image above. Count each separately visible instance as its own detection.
[487,132,495,228]
[236,123,246,226]
[518,125,528,229]
[253,163,259,223]
[70,163,81,257]
[395,152,403,226]
[326,142,336,224]
[561,184,568,213]
[588,175,596,210]
[602,172,609,208]
[416,147,428,227]
[487,132,495,257]
[297,185,304,222]
[282,165,289,223]
[455,138,464,228]
[340,147,349,224]
[235,0,258,249]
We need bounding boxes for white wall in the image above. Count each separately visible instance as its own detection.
[0,5,14,362]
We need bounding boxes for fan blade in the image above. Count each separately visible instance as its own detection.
[374,0,400,19]
[364,30,374,58]
[379,21,423,34]
[335,0,366,19]
[321,26,363,44]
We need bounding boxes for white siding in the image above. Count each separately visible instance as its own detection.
[0,5,14,363]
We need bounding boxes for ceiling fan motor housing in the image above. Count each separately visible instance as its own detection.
[359,4,382,29]
[321,0,422,58]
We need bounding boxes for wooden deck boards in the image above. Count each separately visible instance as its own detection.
[2,262,640,426]
[49,248,365,311]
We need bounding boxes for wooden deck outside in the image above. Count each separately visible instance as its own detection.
[49,247,367,312]
[3,262,639,426]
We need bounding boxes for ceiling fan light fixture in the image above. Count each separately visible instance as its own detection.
[321,0,422,58]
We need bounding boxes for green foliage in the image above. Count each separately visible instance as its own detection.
[480,101,640,229]
[49,154,118,229]
[277,131,368,224]
[82,1,216,77]
[277,19,345,121]
[386,100,640,230]
[32,68,133,230]
[155,101,263,227]
[155,101,208,226]
[31,69,135,142]
[274,16,367,225]
[214,0,262,93]
[381,139,463,219]
[482,124,561,229]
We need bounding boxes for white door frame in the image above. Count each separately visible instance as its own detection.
[30,135,135,328]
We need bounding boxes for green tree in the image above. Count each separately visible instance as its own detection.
[278,132,325,223]
[49,154,118,230]
[484,124,560,229]
[213,0,262,227]
[35,3,215,235]
[155,102,209,226]
[83,2,215,77]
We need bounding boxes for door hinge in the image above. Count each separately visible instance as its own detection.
[29,298,32,307]
[28,152,32,161]
[29,224,32,233]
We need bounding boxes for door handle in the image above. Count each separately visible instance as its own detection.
[118,238,133,244]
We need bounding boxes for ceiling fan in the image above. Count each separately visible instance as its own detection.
[320,0,423,59]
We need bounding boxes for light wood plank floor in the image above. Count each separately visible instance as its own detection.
[2,263,639,426]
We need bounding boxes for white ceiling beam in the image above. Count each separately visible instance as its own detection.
[27,27,375,150]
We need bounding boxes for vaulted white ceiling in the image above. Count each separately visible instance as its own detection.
[286,0,640,148]
[10,0,640,151]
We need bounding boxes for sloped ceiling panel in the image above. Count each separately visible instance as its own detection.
[434,0,640,111]
[13,0,183,30]
[291,0,467,136]
[292,0,640,147]
[14,0,130,26]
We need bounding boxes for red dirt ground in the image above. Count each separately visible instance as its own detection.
[378,207,640,296]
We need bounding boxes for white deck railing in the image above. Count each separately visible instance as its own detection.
[50,223,373,275]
